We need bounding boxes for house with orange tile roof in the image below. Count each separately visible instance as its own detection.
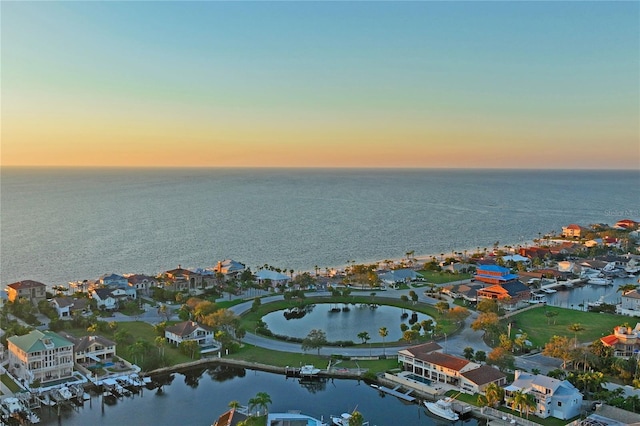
[562,224,586,238]
[476,281,531,307]
[5,280,47,305]
[600,323,640,358]
[161,265,203,292]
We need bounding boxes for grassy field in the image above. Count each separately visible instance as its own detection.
[501,306,626,348]
[240,295,460,345]
[1,373,22,393]
[416,270,472,284]
[230,344,400,373]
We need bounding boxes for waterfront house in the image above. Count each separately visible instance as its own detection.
[617,290,640,317]
[99,273,129,288]
[58,331,116,365]
[379,268,423,287]
[255,269,290,288]
[212,259,246,276]
[615,219,639,230]
[90,288,124,310]
[505,370,582,420]
[476,281,531,307]
[126,274,158,295]
[165,321,219,354]
[398,342,505,392]
[562,224,586,239]
[474,265,519,285]
[50,296,90,319]
[441,283,483,303]
[161,266,203,292]
[519,246,551,260]
[212,408,248,426]
[7,330,74,386]
[600,323,640,358]
[5,280,47,305]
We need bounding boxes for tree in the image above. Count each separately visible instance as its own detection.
[487,347,515,371]
[154,336,166,357]
[435,301,449,314]
[228,400,241,410]
[357,331,370,344]
[477,298,499,314]
[543,335,573,369]
[448,306,470,323]
[474,350,487,364]
[408,290,418,304]
[180,340,200,359]
[485,382,505,408]
[379,327,388,356]
[514,333,528,353]
[463,346,475,360]
[348,410,364,426]
[471,312,500,337]
[507,389,536,418]
[402,329,419,343]
[301,329,327,355]
[544,310,559,325]
[617,284,639,295]
[253,392,272,415]
[568,323,586,348]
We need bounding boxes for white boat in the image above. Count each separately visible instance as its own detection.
[424,397,459,421]
[587,296,606,308]
[2,397,24,414]
[331,412,368,426]
[300,365,321,375]
[587,277,613,286]
[58,386,74,400]
[540,287,557,294]
[528,293,546,304]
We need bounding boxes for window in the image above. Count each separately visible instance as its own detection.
[557,401,562,407]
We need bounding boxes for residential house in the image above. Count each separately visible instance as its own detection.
[126,274,158,296]
[50,297,90,319]
[441,283,483,303]
[562,224,586,239]
[505,370,582,420]
[100,273,137,299]
[165,321,219,355]
[379,269,423,287]
[255,270,290,288]
[474,265,519,285]
[600,323,640,358]
[58,332,116,364]
[476,281,531,307]
[213,259,246,276]
[519,246,551,260]
[615,219,639,230]
[212,409,248,426]
[5,280,47,305]
[161,266,203,292]
[7,330,74,386]
[397,342,506,393]
[90,288,128,310]
[617,290,640,317]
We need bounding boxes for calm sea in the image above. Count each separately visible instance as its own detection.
[1,167,639,288]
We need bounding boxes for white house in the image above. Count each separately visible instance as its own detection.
[255,270,290,288]
[59,332,116,364]
[616,290,640,317]
[90,288,127,310]
[379,269,423,287]
[165,321,216,347]
[505,370,583,420]
[50,297,90,319]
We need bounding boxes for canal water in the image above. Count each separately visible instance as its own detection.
[37,366,485,426]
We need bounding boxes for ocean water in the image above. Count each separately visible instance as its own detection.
[1,167,639,287]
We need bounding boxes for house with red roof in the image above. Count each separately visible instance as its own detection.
[161,265,203,292]
[615,219,639,230]
[5,280,47,305]
[562,224,586,238]
[397,342,506,393]
[600,323,640,359]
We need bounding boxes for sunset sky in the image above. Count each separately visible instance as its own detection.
[2,1,638,169]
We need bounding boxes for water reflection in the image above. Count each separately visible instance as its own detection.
[263,304,434,342]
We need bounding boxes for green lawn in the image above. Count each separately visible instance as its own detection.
[240,295,460,344]
[1,373,22,393]
[416,270,471,284]
[230,344,399,374]
[502,306,626,348]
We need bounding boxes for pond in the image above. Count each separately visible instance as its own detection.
[262,303,435,343]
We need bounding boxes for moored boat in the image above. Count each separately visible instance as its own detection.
[300,365,321,376]
[424,397,459,421]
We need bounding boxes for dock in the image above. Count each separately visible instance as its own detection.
[373,385,416,402]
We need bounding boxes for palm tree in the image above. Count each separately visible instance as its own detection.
[484,382,505,408]
[507,389,536,418]
[348,410,364,426]
[617,284,638,295]
[254,392,272,415]
[568,323,586,348]
[228,400,241,410]
[379,327,388,356]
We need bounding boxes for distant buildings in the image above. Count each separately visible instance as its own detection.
[562,224,586,239]
[474,265,519,285]
[7,330,74,386]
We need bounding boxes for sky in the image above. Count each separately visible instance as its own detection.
[1,1,639,169]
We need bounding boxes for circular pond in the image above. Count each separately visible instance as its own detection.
[262,303,435,343]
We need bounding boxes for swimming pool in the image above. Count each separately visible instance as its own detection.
[405,373,431,385]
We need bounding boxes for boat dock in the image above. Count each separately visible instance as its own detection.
[374,385,416,402]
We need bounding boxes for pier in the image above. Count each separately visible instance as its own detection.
[373,385,416,402]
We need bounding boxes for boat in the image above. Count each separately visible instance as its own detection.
[330,412,368,426]
[424,397,460,421]
[528,293,546,304]
[540,287,557,294]
[300,365,321,376]
[58,386,74,400]
[587,296,606,308]
[587,277,613,286]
